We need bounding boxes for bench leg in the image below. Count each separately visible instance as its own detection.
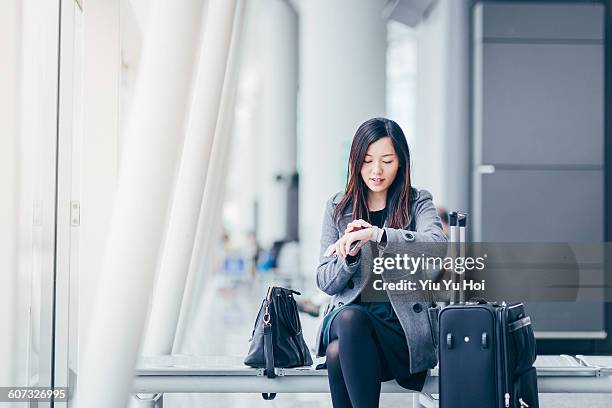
[132,393,163,408]
[415,393,438,408]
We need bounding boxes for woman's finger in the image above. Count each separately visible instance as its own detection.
[348,241,362,256]
[324,243,336,257]
[359,219,372,228]
[345,221,357,233]
[345,235,356,256]
[352,219,371,230]
[345,219,371,234]
[337,240,346,258]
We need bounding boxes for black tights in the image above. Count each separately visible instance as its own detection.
[325,308,391,408]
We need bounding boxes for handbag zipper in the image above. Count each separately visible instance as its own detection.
[263,286,273,325]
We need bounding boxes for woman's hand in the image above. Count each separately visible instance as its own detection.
[324,228,372,258]
[343,228,372,256]
[345,219,372,235]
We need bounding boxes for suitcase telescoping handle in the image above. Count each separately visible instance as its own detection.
[448,211,467,305]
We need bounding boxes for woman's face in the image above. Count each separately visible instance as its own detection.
[360,136,399,194]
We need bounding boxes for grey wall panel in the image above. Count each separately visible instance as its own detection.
[473,1,607,341]
[482,43,604,166]
[528,302,605,333]
[480,170,603,242]
[480,2,604,41]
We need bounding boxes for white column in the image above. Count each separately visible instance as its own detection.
[256,0,298,248]
[443,0,470,212]
[142,0,239,356]
[173,0,246,353]
[13,1,62,392]
[73,1,205,407]
[0,0,19,390]
[21,0,61,391]
[79,0,121,376]
[299,0,387,281]
[414,0,470,210]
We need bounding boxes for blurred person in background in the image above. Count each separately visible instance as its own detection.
[246,231,260,278]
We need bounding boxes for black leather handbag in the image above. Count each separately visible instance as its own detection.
[244,286,313,384]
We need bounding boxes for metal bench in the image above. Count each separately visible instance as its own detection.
[133,354,612,408]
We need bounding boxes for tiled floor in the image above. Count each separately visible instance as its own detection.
[164,271,611,407]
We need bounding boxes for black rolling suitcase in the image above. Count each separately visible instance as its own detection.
[438,212,539,408]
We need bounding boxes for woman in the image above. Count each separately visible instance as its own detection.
[315,117,447,407]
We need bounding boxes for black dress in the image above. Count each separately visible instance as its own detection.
[320,208,428,391]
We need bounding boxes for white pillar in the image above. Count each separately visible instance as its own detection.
[19,0,61,390]
[299,0,387,281]
[443,0,470,212]
[80,0,120,370]
[0,0,19,390]
[414,0,470,210]
[142,0,238,357]
[256,0,298,248]
[10,1,63,393]
[173,0,246,353]
[73,1,205,407]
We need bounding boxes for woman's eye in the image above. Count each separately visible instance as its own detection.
[364,161,373,164]
[383,161,393,164]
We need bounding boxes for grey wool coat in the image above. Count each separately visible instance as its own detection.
[314,187,448,374]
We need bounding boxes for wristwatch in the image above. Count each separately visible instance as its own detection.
[370,226,381,242]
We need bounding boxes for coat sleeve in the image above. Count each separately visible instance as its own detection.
[380,189,447,245]
[315,197,361,295]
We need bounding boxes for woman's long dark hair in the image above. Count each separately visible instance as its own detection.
[333,117,413,228]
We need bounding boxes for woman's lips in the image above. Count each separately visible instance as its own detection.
[370,177,384,186]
